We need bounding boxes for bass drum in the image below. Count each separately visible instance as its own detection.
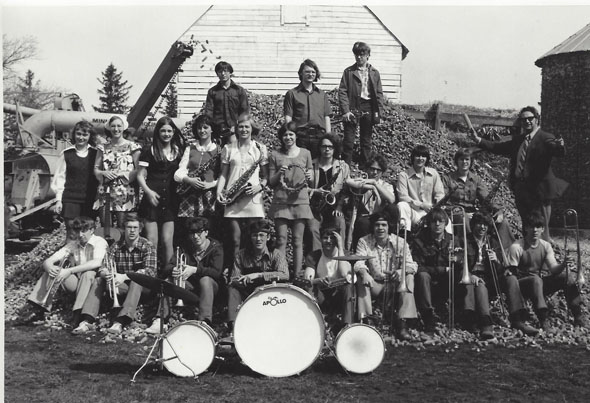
[234,283,325,377]
[161,321,217,377]
[334,324,385,374]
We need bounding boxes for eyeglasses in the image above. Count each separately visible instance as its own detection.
[521,116,536,122]
[190,230,206,237]
[320,145,334,150]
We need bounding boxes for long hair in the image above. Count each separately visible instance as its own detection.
[152,116,185,162]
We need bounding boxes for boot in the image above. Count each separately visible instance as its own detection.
[571,305,587,328]
[510,312,539,336]
[478,315,495,340]
[396,318,412,341]
[421,311,436,334]
[462,310,478,333]
[537,309,551,333]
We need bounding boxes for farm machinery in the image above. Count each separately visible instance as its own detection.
[4,40,195,240]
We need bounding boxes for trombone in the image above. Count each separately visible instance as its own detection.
[174,247,187,307]
[484,237,508,321]
[564,209,585,287]
[39,254,70,308]
[446,206,471,329]
[105,253,121,309]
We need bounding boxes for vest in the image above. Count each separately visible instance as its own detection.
[62,147,98,204]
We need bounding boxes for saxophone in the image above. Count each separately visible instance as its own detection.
[177,150,221,196]
[218,142,265,206]
[309,166,340,213]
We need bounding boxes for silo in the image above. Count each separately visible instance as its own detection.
[535,23,590,229]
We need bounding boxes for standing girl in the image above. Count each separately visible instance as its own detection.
[93,115,141,228]
[136,117,186,272]
[268,122,313,277]
[216,114,269,266]
[52,121,99,233]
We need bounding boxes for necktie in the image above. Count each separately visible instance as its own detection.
[516,134,530,179]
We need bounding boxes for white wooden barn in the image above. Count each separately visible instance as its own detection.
[175,5,409,121]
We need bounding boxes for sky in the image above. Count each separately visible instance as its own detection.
[2,2,590,111]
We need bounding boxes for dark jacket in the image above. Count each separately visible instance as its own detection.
[338,63,384,117]
[479,129,568,201]
[165,238,224,282]
[411,231,455,277]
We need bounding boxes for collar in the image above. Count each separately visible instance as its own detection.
[407,166,434,178]
[295,82,320,94]
[352,63,372,72]
[449,170,475,182]
[118,236,145,252]
[524,126,540,140]
[248,245,271,260]
[195,141,217,153]
[213,79,238,90]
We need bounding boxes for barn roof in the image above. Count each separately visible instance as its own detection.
[536,22,590,67]
[181,5,409,60]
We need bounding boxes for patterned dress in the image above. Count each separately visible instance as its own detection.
[221,140,268,218]
[176,143,221,217]
[93,141,141,211]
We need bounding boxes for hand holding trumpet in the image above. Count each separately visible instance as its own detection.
[173,264,196,281]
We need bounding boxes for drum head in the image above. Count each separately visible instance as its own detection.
[234,284,325,377]
[162,321,217,377]
[335,324,385,374]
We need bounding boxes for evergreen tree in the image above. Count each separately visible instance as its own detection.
[16,69,53,109]
[93,63,132,113]
[164,83,178,118]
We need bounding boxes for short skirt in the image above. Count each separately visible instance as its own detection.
[269,203,314,220]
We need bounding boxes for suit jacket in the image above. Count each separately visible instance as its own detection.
[338,63,384,117]
[479,128,568,201]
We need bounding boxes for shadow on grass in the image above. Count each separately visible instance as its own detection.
[70,361,139,375]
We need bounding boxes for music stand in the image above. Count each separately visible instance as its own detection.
[127,273,200,382]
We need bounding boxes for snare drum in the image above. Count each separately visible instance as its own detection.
[161,321,217,377]
[234,283,325,377]
[334,324,385,374]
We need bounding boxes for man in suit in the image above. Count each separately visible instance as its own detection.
[338,41,384,165]
[470,106,568,241]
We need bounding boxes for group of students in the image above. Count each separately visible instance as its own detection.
[18,41,585,342]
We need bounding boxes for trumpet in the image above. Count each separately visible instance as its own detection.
[174,247,187,307]
[564,209,585,286]
[105,253,121,309]
[39,254,70,308]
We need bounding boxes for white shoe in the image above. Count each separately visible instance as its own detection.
[72,321,92,335]
[107,322,123,335]
[145,318,162,335]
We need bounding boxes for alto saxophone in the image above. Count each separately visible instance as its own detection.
[177,151,221,196]
[218,142,265,206]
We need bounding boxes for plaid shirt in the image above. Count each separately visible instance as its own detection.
[104,236,157,277]
[232,246,289,283]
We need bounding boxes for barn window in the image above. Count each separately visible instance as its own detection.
[281,6,309,25]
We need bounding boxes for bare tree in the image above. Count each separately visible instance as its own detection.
[3,34,39,78]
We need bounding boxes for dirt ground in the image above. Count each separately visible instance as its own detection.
[4,323,590,403]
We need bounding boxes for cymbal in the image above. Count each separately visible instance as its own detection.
[127,272,199,305]
[332,255,373,262]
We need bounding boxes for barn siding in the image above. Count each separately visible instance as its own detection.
[175,5,406,120]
